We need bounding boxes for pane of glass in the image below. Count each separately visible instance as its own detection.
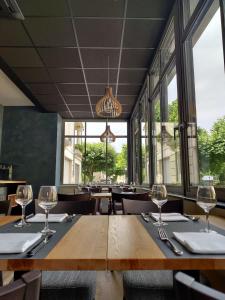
[132,112,141,184]
[63,137,85,184]
[162,68,182,185]
[152,94,163,183]
[160,20,175,71]
[65,122,85,136]
[111,138,128,184]
[141,92,149,184]
[107,122,127,136]
[86,122,106,136]
[85,138,106,184]
[150,53,160,93]
[190,1,225,186]
[183,0,201,26]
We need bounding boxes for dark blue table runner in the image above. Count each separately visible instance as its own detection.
[138,215,225,258]
[0,215,81,259]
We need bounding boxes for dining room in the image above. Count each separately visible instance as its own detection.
[0,0,225,299]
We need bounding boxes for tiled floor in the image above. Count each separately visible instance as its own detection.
[96,271,123,300]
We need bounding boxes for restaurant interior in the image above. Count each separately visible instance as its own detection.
[0,0,225,299]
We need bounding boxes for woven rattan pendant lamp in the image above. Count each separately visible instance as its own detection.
[95,57,122,118]
[100,123,116,143]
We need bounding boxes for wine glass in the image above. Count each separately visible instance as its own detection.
[197,186,217,233]
[15,185,33,228]
[38,186,58,235]
[151,184,168,226]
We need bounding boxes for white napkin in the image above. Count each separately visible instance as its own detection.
[151,213,189,222]
[0,233,42,254]
[27,213,68,223]
[173,232,225,254]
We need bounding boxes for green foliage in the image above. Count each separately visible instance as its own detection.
[114,144,127,177]
[168,99,178,122]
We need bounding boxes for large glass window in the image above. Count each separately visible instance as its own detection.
[160,20,175,70]
[188,0,225,186]
[63,121,128,184]
[132,112,141,184]
[183,0,201,26]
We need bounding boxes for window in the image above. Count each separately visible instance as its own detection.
[188,0,225,187]
[150,54,160,93]
[160,20,175,70]
[63,121,128,184]
[132,112,141,184]
[183,0,201,26]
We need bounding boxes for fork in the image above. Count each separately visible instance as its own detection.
[158,227,183,256]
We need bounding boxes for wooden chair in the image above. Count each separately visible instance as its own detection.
[122,198,183,215]
[35,199,96,215]
[57,193,90,201]
[112,192,150,214]
[0,271,41,300]
[175,272,225,300]
[122,199,158,214]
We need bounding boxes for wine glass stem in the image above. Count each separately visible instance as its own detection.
[21,205,26,226]
[159,206,162,225]
[206,212,210,233]
[45,209,49,232]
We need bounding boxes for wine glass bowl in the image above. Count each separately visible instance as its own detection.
[38,186,58,235]
[197,185,217,233]
[151,184,168,226]
[14,185,33,228]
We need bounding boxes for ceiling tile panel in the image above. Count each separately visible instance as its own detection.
[124,19,165,48]
[0,48,43,67]
[0,19,31,46]
[88,84,116,96]
[81,49,119,68]
[76,19,123,47]
[71,0,125,17]
[85,69,117,84]
[117,85,140,95]
[13,67,51,83]
[127,0,175,18]
[118,95,137,105]
[119,69,146,84]
[68,104,91,111]
[57,84,87,95]
[17,0,70,16]
[72,111,93,118]
[64,95,90,104]
[43,104,68,112]
[24,18,76,46]
[38,48,81,67]
[48,68,84,83]
[121,49,153,68]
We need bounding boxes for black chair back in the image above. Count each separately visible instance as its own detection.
[36,199,96,215]
[90,187,102,193]
[175,272,225,300]
[57,193,90,201]
[122,199,158,214]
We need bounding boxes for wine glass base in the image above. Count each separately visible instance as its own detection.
[14,221,31,228]
[153,221,168,227]
[41,228,56,235]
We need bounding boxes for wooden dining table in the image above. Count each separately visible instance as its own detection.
[0,215,225,271]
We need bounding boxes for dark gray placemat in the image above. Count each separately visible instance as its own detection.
[138,215,225,258]
[0,215,81,259]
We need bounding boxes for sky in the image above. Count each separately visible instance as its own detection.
[193,8,225,131]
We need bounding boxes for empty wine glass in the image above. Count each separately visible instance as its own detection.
[152,184,168,226]
[197,185,217,233]
[38,186,58,235]
[15,185,33,228]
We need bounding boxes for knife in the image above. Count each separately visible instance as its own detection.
[26,234,53,257]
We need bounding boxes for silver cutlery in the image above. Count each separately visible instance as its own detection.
[141,213,150,222]
[66,214,76,222]
[158,227,183,256]
[184,214,200,222]
[26,233,53,257]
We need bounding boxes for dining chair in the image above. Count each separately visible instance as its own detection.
[57,192,91,201]
[122,199,158,214]
[112,192,150,214]
[175,272,225,300]
[0,271,41,300]
[35,199,96,215]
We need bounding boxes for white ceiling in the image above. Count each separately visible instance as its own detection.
[0,69,34,106]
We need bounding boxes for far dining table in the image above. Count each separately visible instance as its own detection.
[0,215,225,271]
[91,192,112,213]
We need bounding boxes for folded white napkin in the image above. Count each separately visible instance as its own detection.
[173,232,225,254]
[151,213,189,222]
[27,213,68,223]
[0,233,42,254]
